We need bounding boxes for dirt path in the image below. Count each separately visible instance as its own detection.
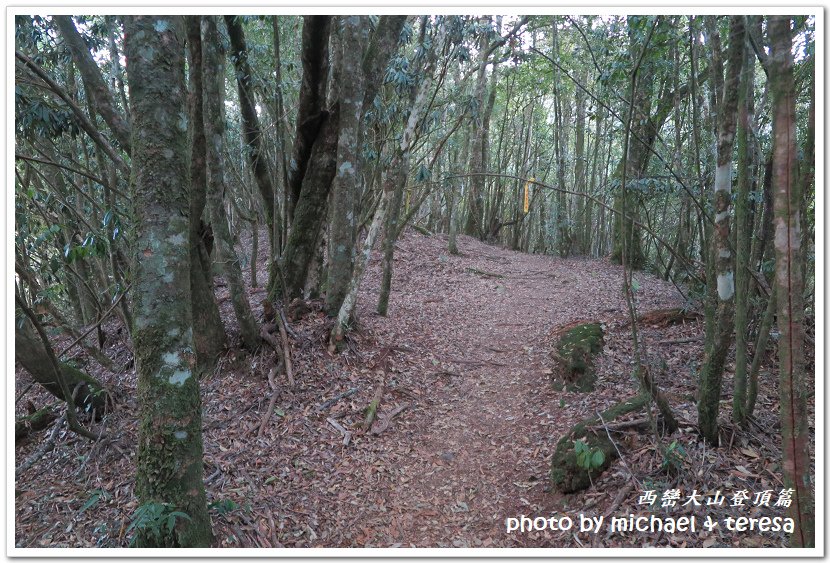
[14,230,685,548]
[338,232,682,547]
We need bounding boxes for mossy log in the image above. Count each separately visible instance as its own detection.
[550,322,604,392]
[15,406,58,442]
[550,394,648,493]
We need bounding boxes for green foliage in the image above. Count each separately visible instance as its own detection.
[661,440,687,474]
[127,502,192,547]
[208,499,240,516]
[78,488,111,515]
[573,438,606,471]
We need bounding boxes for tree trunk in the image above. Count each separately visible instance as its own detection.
[202,16,259,350]
[326,16,367,315]
[697,15,744,445]
[15,322,107,413]
[732,34,755,424]
[225,16,281,289]
[274,16,336,302]
[377,23,446,315]
[769,14,814,548]
[185,16,226,369]
[54,16,132,152]
[124,15,211,547]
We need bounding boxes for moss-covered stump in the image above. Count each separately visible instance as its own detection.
[550,322,604,392]
[550,394,648,493]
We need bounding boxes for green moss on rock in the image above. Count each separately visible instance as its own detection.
[550,394,648,493]
[551,322,604,392]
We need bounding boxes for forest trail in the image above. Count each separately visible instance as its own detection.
[13,229,686,548]
[322,231,683,547]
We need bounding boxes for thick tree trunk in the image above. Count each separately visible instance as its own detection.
[326,16,367,315]
[185,16,226,369]
[325,16,407,316]
[202,16,260,350]
[272,16,335,302]
[769,14,814,548]
[124,15,211,547]
[285,16,331,222]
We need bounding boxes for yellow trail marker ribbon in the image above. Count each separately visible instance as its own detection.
[523,177,534,214]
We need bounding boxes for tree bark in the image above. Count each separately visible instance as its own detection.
[202,16,260,350]
[326,16,368,315]
[225,16,281,287]
[732,33,755,424]
[185,16,226,369]
[769,14,814,548]
[15,322,107,413]
[54,16,132,152]
[697,15,745,445]
[124,15,211,547]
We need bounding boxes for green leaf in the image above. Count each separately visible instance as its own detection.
[591,450,605,467]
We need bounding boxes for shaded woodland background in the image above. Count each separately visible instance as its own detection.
[13,14,816,548]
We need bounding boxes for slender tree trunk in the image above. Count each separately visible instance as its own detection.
[225,16,281,291]
[54,16,132,152]
[377,23,446,315]
[733,35,755,424]
[697,15,745,445]
[185,16,226,369]
[202,16,259,350]
[769,14,814,548]
[124,15,211,547]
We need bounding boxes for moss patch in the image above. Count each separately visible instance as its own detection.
[550,322,604,392]
[550,394,648,493]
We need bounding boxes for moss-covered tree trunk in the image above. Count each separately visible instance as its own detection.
[201,16,259,350]
[769,14,814,548]
[697,15,744,445]
[15,322,107,413]
[185,16,226,369]
[273,15,336,302]
[326,16,367,315]
[124,15,211,547]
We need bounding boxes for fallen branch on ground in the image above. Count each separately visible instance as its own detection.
[362,384,384,431]
[317,387,358,411]
[256,361,283,437]
[16,413,66,474]
[327,417,352,446]
[465,267,505,279]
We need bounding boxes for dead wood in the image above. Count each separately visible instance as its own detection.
[256,361,283,437]
[465,267,505,279]
[326,417,352,446]
[316,387,359,411]
[369,403,409,436]
[362,383,384,431]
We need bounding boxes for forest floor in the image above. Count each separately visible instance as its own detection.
[14,229,805,549]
